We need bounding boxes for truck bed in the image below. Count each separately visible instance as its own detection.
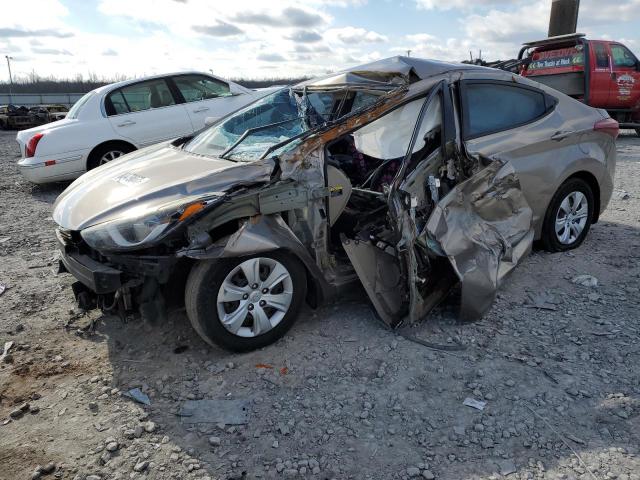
[527,71,585,98]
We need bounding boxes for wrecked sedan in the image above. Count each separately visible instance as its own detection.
[52,56,617,351]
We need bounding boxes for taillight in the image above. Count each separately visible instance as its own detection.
[25,133,44,158]
[594,118,619,139]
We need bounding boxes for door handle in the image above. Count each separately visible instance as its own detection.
[117,120,136,127]
[551,130,573,141]
[193,107,210,113]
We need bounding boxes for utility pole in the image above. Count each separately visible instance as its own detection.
[406,50,411,57]
[5,55,13,102]
[548,0,580,37]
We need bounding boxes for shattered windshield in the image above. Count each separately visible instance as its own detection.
[184,87,383,162]
[184,88,320,162]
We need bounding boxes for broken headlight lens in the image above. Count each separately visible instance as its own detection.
[80,197,219,251]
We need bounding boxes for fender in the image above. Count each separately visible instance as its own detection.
[180,213,333,305]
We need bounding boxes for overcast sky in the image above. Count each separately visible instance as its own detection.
[1,0,639,82]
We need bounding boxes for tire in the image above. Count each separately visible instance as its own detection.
[87,142,135,170]
[541,178,595,252]
[636,128,640,138]
[185,252,307,352]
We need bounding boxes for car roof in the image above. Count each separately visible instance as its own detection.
[299,56,494,88]
[92,71,245,95]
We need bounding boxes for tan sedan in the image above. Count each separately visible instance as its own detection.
[52,56,617,351]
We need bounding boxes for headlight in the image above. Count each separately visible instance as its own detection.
[80,196,220,251]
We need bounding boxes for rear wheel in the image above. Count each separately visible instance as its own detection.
[541,178,594,252]
[185,252,307,352]
[87,142,135,170]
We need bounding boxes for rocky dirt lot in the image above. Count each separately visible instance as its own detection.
[0,130,639,480]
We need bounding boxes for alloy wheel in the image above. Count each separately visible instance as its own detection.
[99,150,124,165]
[555,191,589,245]
[216,257,293,338]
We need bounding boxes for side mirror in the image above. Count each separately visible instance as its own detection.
[204,116,218,127]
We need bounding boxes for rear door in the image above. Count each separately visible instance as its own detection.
[170,74,253,131]
[459,80,561,229]
[608,43,640,109]
[105,78,192,147]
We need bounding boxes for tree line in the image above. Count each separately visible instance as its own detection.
[0,72,310,94]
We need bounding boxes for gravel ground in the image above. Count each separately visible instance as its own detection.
[0,129,639,480]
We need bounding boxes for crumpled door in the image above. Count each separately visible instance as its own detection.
[421,159,534,320]
[344,80,534,326]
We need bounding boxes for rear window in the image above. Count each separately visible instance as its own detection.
[67,91,95,119]
[105,79,176,116]
[593,43,610,69]
[528,47,584,75]
[462,83,549,139]
[173,75,231,102]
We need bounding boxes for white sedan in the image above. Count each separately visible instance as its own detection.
[16,72,270,184]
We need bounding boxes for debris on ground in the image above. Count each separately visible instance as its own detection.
[0,340,14,363]
[124,388,151,406]
[463,397,487,411]
[179,399,250,425]
[571,274,599,287]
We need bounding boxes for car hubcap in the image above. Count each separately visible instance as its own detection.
[216,257,293,338]
[99,150,124,165]
[555,191,588,245]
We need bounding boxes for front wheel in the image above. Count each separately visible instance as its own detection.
[185,252,307,352]
[541,178,594,252]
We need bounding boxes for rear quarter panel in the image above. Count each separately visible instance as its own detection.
[463,80,611,239]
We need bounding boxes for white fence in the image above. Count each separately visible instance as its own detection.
[0,93,85,107]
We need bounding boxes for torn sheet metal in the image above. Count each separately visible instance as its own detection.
[300,56,481,88]
[179,399,250,425]
[425,160,534,320]
[341,235,406,326]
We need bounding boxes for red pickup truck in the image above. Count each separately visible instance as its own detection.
[518,33,640,136]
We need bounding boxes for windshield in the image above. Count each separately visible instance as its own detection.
[184,87,383,162]
[67,91,95,119]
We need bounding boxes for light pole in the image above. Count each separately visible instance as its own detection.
[5,55,13,103]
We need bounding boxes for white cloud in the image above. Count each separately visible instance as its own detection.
[405,33,436,44]
[0,0,69,30]
[415,0,519,11]
[327,27,387,44]
[1,0,639,83]
[463,1,550,46]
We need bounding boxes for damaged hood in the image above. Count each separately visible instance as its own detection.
[53,142,273,230]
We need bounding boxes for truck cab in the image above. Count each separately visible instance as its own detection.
[519,33,640,135]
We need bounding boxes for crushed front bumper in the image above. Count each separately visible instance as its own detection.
[56,228,178,297]
[59,249,122,294]
[57,228,123,294]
